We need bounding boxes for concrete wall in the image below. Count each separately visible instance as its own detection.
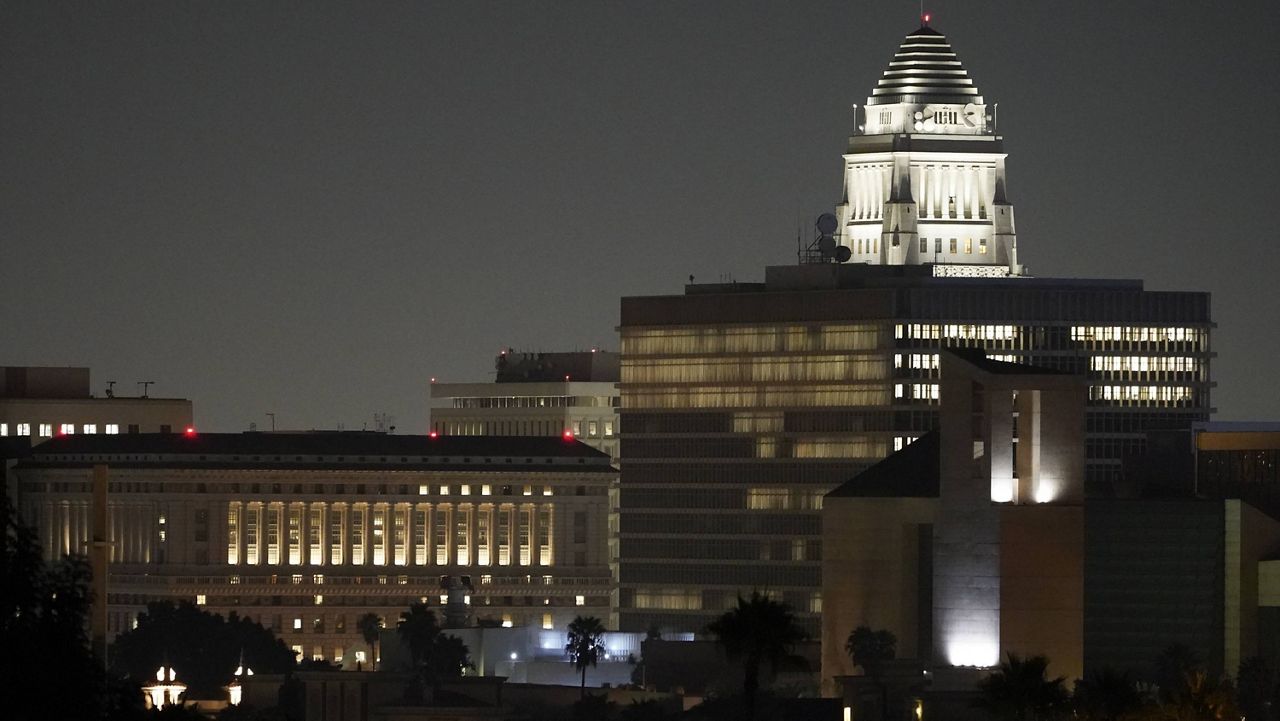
[1225,500,1280,673]
[821,496,936,692]
[1000,505,1084,681]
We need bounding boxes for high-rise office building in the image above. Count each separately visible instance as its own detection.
[614,23,1213,635]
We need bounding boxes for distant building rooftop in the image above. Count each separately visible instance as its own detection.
[21,432,614,472]
[493,350,619,383]
[1,366,91,399]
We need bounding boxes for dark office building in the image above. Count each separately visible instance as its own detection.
[616,263,1212,633]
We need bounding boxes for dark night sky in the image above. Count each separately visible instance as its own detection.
[3,1,1278,432]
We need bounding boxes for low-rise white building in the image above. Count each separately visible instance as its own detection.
[431,350,620,463]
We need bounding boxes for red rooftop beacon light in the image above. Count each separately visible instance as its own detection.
[184,426,196,437]
[562,429,575,441]
[428,430,439,439]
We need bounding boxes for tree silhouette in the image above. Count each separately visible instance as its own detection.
[396,602,441,668]
[846,626,897,720]
[110,601,296,699]
[1,494,111,721]
[1236,656,1278,721]
[974,653,1070,721]
[395,603,471,701]
[357,612,383,670]
[1072,668,1143,721]
[705,592,806,720]
[1150,669,1239,721]
[845,626,897,680]
[566,616,608,698]
[1153,644,1202,702]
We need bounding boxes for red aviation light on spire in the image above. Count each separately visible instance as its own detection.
[922,12,931,25]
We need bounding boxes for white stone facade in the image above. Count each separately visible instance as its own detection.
[834,26,1021,275]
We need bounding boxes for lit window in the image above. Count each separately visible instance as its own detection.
[949,238,957,254]
[83,424,97,434]
[293,618,302,630]
[501,615,513,628]
[542,486,553,496]
[0,424,7,436]
[460,485,471,496]
[522,485,532,496]
[419,485,429,495]
[17,423,31,436]
[979,239,988,254]
[59,423,75,435]
[542,613,553,630]
[481,485,491,496]
[314,595,323,605]
[292,645,303,662]
[575,595,585,607]
[588,421,598,437]
[604,421,614,437]
[105,424,119,434]
[572,421,582,436]
[963,238,972,254]
[196,594,207,606]
[439,486,450,496]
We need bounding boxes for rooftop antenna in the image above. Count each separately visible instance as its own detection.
[265,412,276,432]
[105,381,116,398]
[137,381,154,398]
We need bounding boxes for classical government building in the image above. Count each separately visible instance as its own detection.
[14,432,615,665]
[615,24,1213,635]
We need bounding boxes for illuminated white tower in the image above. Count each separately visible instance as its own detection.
[835,21,1021,276]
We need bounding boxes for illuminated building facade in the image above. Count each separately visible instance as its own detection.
[835,24,1020,275]
[15,433,615,664]
[821,355,1277,717]
[822,350,1085,698]
[615,20,1213,636]
[431,350,620,463]
[617,264,1212,634]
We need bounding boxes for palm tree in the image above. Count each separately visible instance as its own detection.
[397,603,441,668]
[845,626,896,679]
[846,626,897,720]
[705,591,807,720]
[566,616,607,699]
[356,612,382,671]
[974,653,1070,721]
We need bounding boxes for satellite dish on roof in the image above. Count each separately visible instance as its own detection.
[816,213,838,235]
[800,212,850,265]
